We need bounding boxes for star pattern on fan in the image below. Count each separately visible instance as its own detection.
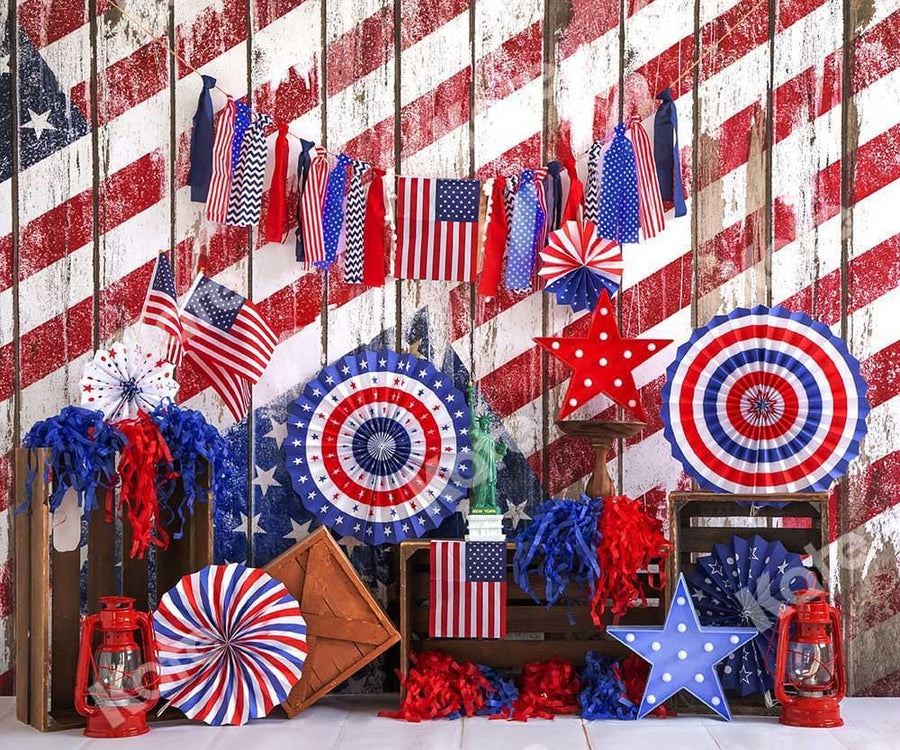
[535,289,672,420]
[608,575,757,721]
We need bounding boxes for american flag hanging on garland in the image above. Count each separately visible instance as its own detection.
[139,252,183,366]
[429,540,506,639]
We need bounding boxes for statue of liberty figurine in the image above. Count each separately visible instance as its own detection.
[467,385,507,517]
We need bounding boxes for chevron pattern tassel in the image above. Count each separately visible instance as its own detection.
[502,173,519,248]
[343,159,370,283]
[583,139,603,225]
[226,113,274,226]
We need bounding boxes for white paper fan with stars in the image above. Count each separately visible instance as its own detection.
[80,343,178,421]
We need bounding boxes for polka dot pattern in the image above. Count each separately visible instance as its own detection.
[505,169,545,291]
[597,123,640,244]
[321,153,353,268]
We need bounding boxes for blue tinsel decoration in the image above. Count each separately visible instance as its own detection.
[513,495,602,611]
[578,651,638,721]
[476,665,518,719]
[22,405,125,513]
[151,402,232,540]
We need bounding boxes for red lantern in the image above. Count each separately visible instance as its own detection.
[774,589,846,728]
[74,596,160,738]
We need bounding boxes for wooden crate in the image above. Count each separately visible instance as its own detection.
[265,527,400,716]
[399,540,665,679]
[14,447,213,732]
[667,491,829,716]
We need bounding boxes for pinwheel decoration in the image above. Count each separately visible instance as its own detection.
[80,343,178,422]
[661,306,869,494]
[685,535,817,696]
[153,563,308,726]
[538,220,623,312]
[285,349,473,545]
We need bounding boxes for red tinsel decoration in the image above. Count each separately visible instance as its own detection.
[590,496,671,627]
[116,411,175,559]
[380,651,493,721]
[620,654,672,718]
[512,659,580,721]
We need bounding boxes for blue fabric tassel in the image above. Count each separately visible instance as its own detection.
[151,403,232,540]
[578,652,638,720]
[513,496,602,614]
[188,74,216,202]
[654,88,687,217]
[22,406,125,514]
[597,123,640,243]
[505,169,544,290]
[320,153,353,268]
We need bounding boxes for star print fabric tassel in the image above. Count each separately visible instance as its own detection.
[597,122,640,244]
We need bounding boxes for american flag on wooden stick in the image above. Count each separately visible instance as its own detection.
[429,540,507,639]
[139,251,183,366]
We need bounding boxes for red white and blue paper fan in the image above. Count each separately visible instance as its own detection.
[538,220,623,312]
[80,342,178,421]
[661,306,869,494]
[284,349,472,545]
[153,563,307,726]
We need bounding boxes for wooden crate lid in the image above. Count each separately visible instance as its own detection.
[265,527,400,717]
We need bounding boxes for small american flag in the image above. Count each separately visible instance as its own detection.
[395,177,481,281]
[139,252,183,366]
[180,275,277,421]
[429,541,506,639]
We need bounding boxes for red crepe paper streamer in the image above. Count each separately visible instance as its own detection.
[380,651,493,721]
[512,659,581,721]
[477,178,509,297]
[591,496,671,627]
[116,412,176,559]
[620,654,672,718]
[363,169,388,287]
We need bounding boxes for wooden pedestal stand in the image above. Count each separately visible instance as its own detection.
[556,420,646,496]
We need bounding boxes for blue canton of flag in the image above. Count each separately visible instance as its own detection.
[435,178,480,221]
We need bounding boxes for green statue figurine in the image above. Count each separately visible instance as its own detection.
[467,385,507,516]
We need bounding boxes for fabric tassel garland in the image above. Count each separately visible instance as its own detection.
[116,411,176,559]
[561,156,584,223]
[187,74,216,203]
[343,159,370,283]
[265,122,290,242]
[362,169,388,287]
[578,652,639,720]
[629,115,665,240]
[590,496,670,627]
[22,406,125,513]
[300,146,330,267]
[545,161,563,232]
[321,153,353,268]
[654,88,687,217]
[477,179,509,297]
[512,659,581,720]
[294,138,315,262]
[583,140,603,224]
[513,496,601,613]
[150,403,231,541]
[205,97,236,223]
[597,122,640,244]
[227,113,274,226]
[505,168,546,291]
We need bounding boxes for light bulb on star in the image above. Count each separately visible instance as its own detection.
[535,289,672,420]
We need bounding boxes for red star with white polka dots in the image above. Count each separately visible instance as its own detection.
[535,290,672,421]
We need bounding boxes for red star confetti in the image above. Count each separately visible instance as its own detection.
[535,290,672,421]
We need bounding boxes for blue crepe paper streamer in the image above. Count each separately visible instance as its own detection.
[476,665,519,719]
[513,495,602,619]
[22,405,125,514]
[578,651,639,720]
[151,402,232,540]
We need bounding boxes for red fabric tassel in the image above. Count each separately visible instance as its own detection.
[477,178,509,297]
[116,412,175,559]
[511,659,580,721]
[380,651,492,721]
[264,122,290,243]
[362,169,388,287]
[620,655,672,718]
[591,496,671,627]
[561,156,584,223]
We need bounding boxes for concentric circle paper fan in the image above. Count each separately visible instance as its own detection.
[284,349,473,545]
[538,220,623,312]
[661,306,869,493]
[80,343,178,421]
[685,534,818,696]
[153,563,308,726]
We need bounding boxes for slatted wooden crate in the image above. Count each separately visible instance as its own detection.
[14,447,213,732]
[399,540,665,679]
[667,491,830,716]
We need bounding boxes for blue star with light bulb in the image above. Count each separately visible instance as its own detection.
[608,574,757,721]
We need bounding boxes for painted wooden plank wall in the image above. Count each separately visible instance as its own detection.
[1,0,899,697]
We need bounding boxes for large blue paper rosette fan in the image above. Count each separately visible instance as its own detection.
[686,534,817,696]
[285,349,472,544]
[661,306,869,493]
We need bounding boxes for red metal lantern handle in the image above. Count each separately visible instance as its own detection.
[829,606,847,703]
[135,611,161,710]
[773,604,796,708]
[74,614,101,718]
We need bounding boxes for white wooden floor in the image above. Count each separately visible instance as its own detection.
[2,696,899,750]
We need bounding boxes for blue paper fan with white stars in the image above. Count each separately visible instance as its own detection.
[284,349,473,545]
[685,534,817,696]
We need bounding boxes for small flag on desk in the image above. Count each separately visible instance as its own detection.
[429,541,506,639]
